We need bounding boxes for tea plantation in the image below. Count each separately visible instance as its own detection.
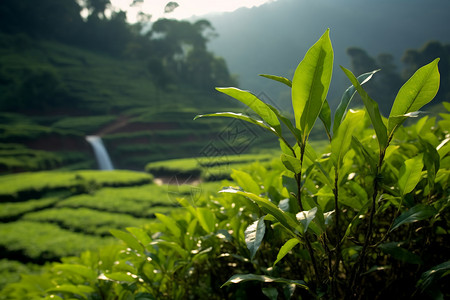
[0,169,204,287]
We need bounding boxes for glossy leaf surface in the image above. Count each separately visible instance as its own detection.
[388,59,440,136]
[292,29,333,143]
[245,216,266,260]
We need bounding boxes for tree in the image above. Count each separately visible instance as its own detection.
[0,0,83,42]
[85,0,110,19]
[148,19,234,90]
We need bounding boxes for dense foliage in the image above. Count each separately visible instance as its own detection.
[0,0,236,105]
[1,30,448,299]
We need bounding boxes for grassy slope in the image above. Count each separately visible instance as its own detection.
[0,169,224,289]
[0,33,279,171]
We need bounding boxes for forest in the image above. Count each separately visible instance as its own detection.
[0,0,449,299]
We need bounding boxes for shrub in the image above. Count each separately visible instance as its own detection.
[2,29,449,300]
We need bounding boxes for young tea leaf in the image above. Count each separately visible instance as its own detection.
[281,153,302,174]
[273,238,300,266]
[333,70,379,135]
[110,229,144,253]
[53,264,97,281]
[341,66,388,151]
[331,109,365,168]
[194,112,275,134]
[155,213,182,239]
[292,29,333,143]
[296,207,318,233]
[196,207,217,233]
[231,169,261,195]
[397,154,424,196]
[388,59,440,136]
[219,188,302,234]
[216,87,282,134]
[245,216,266,260]
[259,74,292,87]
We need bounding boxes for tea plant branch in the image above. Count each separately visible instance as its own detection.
[332,167,342,296]
[348,141,386,295]
[295,144,321,286]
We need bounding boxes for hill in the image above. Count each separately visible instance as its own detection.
[0,32,281,172]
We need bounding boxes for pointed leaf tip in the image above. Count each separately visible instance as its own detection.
[388,58,440,136]
[292,29,333,143]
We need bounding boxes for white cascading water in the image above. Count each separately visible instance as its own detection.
[85,135,114,170]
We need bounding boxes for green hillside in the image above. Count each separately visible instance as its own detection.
[0,32,280,172]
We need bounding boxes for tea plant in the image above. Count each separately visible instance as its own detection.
[195,29,448,298]
[1,30,448,300]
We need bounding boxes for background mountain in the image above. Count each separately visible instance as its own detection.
[0,0,269,172]
[206,0,450,112]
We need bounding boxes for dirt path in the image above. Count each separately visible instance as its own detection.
[96,115,129,136]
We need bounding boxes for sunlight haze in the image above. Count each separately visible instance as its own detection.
[110,0,276,22]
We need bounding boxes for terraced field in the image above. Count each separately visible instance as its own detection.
[0,169,222,289]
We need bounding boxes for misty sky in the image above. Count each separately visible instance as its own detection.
[109,0,277,22]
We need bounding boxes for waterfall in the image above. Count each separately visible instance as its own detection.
[85,135,114,170]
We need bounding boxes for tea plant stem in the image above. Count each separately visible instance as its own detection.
[348,150,386,296]
[296,144,321,287]
[321,234,336,297]
[332,168,342,298]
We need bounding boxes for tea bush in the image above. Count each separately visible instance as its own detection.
[22,208,151,236]
[0,221,116,263]
[0,170,153,201]
[1,30,448,300]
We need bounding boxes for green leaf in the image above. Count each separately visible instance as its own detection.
[231,169,261,195]
[292,29,333,143]
[319,99,332,137]
[196,207,217,233]
[219,188,302,234]
[126,227,152,247]
[281,153,302,174]
[296,207,318,233]
[351,136,377,173]
[417,261,450,292]
[331,109,365,168]
[110,229,144,253]
[379,242,423,264]
[221,274,308,289]
[245,216,266,260]
[155,213,181,239]
[194,112,276,134]
[420,137,440,189]
[388,59,440,136]
[53,264,97,281]
[259,74,292,87]
[398,154,424,196]
[100,272,136,283]
[391,204,436,232]
[273,238,300,266]
[151,240,189,258]
[216,87,282,134]
[333,70,378,135]
[341,66,388,151]
[46,284,95,299]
